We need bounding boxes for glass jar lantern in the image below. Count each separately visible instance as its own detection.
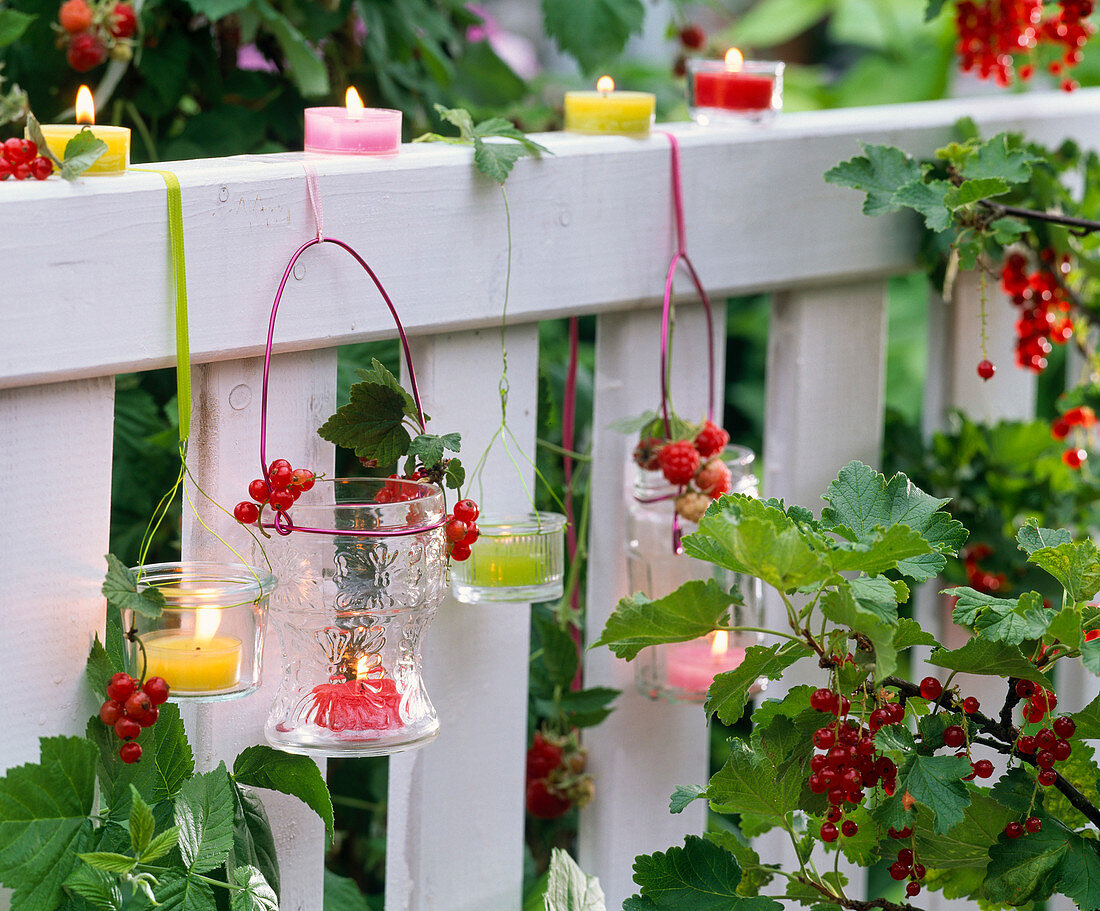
[628,445,764,703]
[451,512,566,603]
[124,562,275,701]
[262,477,447,757]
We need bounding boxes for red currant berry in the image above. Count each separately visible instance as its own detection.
[1023,701,1046,724]
[445,518,469,543]
[820,821,838,842]
[3,137,35,165]
[906,882,921,898]
[137,706,159,728]
[106,672,137,703]
[1025,816,1042,833]
[1039,769,1058,786]
[248,479,270,503]
[114,717,141,741]
[1032,688,1058,712]
[1005,821,1024,838]
[974,759,994,779]
[143,676,169,705]
[269,488,294,511]
[1054,716,1076,739]
[234,501,260,524]
[920,677,942,700]
[0,159,10,180]
[1016,679,1036,698]
[268,461,294,489]
[1063,448,1087,469]
[1037,728,1056,749]
[291,468,315,490]
[810,688,836,712]
[826,805,843,823]
[453,499,479,524]
[913,863,926,879]
[462,523,479,545]
[977,359,996,380]
[99,700,123,725]
[1054,739,1072,761]
[451,542,472,562]
[30,157,52,180]
[889,862,909,881]
[124,691,153,721]
[897,848,914,865]
[119,741,142,764]
[809,773,828,794]
[841,819,858,838]
[887,701,906,723]
[943,725,965,748]
[1018,735,1037,754]
[679,23,706,49]
[12,162,31,180]
[827,786,846,806]
[813,727,836,749]
[963,696,980,714]
[888,826,912,839]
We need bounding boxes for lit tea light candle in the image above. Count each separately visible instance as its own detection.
[304,87,402,156]
[40,85,130,174]
[563,75,656,136]
[687,49,784,124]
[142,607,242,694]
[663,630,748,694]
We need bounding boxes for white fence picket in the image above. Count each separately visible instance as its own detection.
[580,302,725,910]
[386,326,540,911]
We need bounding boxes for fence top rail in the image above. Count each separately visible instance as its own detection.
[3,89,1100,390]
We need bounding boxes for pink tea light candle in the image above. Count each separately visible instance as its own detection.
[664,631,749,695]
[305,87,401,156]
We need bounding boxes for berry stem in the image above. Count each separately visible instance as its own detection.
[126,628,148,684]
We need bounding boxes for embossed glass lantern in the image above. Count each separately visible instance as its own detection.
[124,562,275,701]
[262,477,447,756]
[628,445,765,703]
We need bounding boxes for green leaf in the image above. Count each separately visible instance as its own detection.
[317,382,410,466]
[556,687,619,729]
[961,132,1040,183]
[624,835,782,910]
[913,789,1013,870]
[141,825,181,864]
[175,763,235,874]
[726,0,834,46]
[705,642,812,725]
[533,613,580,689]
[434,104,477,141]
[893,618,938,650]
[474,119,550,157]
[984,813,1069,904]
[0,736,96,911]
[1045,740,1100,828]
[156,871,218,911]
[827,525,932,576]
[324,869,371,911]
[703,831,775,895]
[544,848,606,911]
[899,754,972,834]
[707,719,808,825]
[928,638,1051,686]
[593,579,738,660]
[61,129,109,181]
[473,139,527,184]
[232,784,280,898]
[233,745,334,842]
[894,178,953,232]
[1028,540,1100,602]
[86,634,119,699]
[943,177,1011,209]
[824,144,922,217]
[1048,605,1083,650]
[948,587,1053,645]
[76,852,136,874]
[25,114,61,168]
[355,359,419,421]
[669,785,706,815]
[181,0,249,17]
[1057,834,1100,910]
[924,0,949,21]
[444,459,466,490]
[231,865,278,911]
[1017,521,1073,555]
[408,434,447,467]
[128,785,155,855]
[820,586,898,679]
[103,554,166,619]
[64,865,124,911]
[541,0,645,75]
[255,1,329,97]
[835,804,880,866]
[0,9,35,47]
[1072,690,1100,739]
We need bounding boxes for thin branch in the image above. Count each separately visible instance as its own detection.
[980,200,1100,237]
[794,874,922,911]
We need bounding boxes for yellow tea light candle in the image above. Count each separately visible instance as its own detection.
[564,75,655,137]
[143,630,242,693]
[40,85,130,175]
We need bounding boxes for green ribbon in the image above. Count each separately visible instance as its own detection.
[134,168,191,443]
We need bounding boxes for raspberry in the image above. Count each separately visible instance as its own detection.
[695,458,731,498]
[58,0,93,34]
[66,31,107,72]
[693,421,729,458]
[109,2,137,38]
[657,440,700,486]
[525,778,571,818]
[633,436,664,470]
[526,732,563,780]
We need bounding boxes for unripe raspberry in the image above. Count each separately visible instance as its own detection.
[695,458,731,498]
[58,0,93,34]
[675,490,710,523]
[657,440,700,486]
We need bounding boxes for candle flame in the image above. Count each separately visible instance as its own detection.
[724,47,744,71]
[596,75,615,93]
[75,85,95,125]
[711,630,729,656]
[356,654,373,677]
[345,86,365,110]
[194,608,222,644]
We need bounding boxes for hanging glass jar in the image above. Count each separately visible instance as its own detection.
[628,445,765,703]
[451,511,566,603]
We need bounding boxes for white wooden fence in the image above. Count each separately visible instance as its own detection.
[3,89,1100,911]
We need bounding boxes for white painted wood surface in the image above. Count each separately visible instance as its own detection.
[5,91,1100,911]
[387,326,539,911]
[580,302,724,910]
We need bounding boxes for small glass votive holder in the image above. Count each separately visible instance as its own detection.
[451,512,567,603]
[123,562,276,702]
[303,107,402,156]
[686,58,784,125]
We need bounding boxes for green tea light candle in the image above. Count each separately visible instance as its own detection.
[452,513,566,603]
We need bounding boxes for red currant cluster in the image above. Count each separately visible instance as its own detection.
[1050,405,1095,470]
[961,543,1007,594]
[524,730,594,819]
[375,472,423,503]
[56,0,137,72]
[234,459,315,525]
[98,672,169,763]
[0,138,53,182]
[635,421,733,522]
[1004,680,1075,836]
[886,838,927,899]
[955,0,1095,90]
[1001,251,1076,376]
[444,498,480,562]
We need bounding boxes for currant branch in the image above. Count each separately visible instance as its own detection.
[979,200,1100,237]
[794,873,923,911]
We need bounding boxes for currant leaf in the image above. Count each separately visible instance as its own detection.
[707,718,809,825]
[1017,522,1074,557]
[669,784,706,815]
[984,811,1071,904]
[928,638,1051,686]
[824,144,923,217]
[233,745,334,842]
[1027,539,1100,603]
[706,642,812,725]
[444,458,466,490]
[943,177,1012,209]
[703,831,776,895]
[103,554,167,620]
[821,585,898,679]
[960,132,1041,184]
[912,791,1014,871]
[316,382,410,467]
[827,524,932,576]
[893,178,953,232]
[60,128,108,181]
[354,358,420,421]
[541,0,645,75]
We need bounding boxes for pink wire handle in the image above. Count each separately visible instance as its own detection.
[258,185,437,537]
